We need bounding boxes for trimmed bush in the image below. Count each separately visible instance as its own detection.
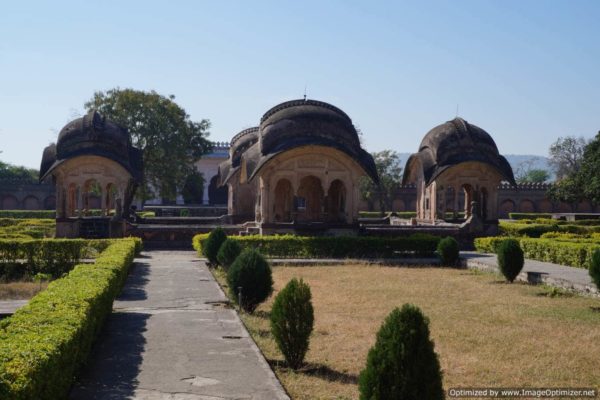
[508,212,552,220]
[589,249,600,290]
[202,227,227,265]
[216,238,242,270]
[270,278,314,369]
[194,233,440,259]
[0,210,56,219]
[0,239,136,399]
[437,236,459,266]
[227,248,273,313]
[358,304,444,400]
[497,239,524,282]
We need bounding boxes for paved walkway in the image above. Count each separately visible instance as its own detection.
[70,251,289,400]
[0,299,27,318]
[463,252,598,296]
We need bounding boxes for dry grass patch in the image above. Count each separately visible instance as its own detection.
[0,281,48,300]
[214,265,600,400]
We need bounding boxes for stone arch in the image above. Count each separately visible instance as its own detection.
[273,178,293,222]
[208,175,228,205]
[558,202,572,213]
[461,184,474,217]
[519,199,535,213]
[67,183,78,216]
[105,183,117,214]
[83,179,102,214]
[392,198,406,212]
[577,200,592,213]
[44,195,56,210]
[23,195,40,210]
[537,199,553,213]
[499,199,516,218]
[297,175,324,221]
[480,187,489,220]
[445,186,456,215]
[1,194,19,210]
[327,179,346,222]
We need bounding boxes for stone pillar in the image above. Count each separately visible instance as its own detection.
[100,184,107,216]
[77,186,83,218]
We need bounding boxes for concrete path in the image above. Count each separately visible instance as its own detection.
[463,252,598,296]
[0,299,27,318]
[70,251,289,400]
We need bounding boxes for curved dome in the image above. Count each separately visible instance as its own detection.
[404,117,515,185]
[248,99,377,183]
[259,99,361,155]
[56,110,131,161]
[40,110,142,182]
[230,127,259,167]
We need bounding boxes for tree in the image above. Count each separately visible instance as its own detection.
[0,160,38,183]
[182,171,205,204]
[359,304,444,400]
[548,136,588,180]
[516,168,550,184]
[549,132,600,204]
[359,150,402,213]
[85,88,212,201]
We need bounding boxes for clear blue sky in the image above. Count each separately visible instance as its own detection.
[1,0,599,169]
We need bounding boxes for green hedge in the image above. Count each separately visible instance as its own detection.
[499,221,600,238]
[508,213,552,220]
[0,237,142,279]
[0,211,56,219]
[0,239,137,399]
[0,219,55,239]
[474,236,600,269]
[193,233,440,259]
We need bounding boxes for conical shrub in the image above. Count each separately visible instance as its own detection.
[227,248,273,313]
[203,227,227,266]
[497,238,524,283]
[270,278,314,369]
[217,238,242,271]
[359,304,444,400]
[437,236,459,266]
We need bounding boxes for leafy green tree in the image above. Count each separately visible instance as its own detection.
[182,170,205,204]
[548,136,588,180]
[0,161,38,183]
[359,150,402,213]
[549,132,600,204]
[516,168,550,183]
[85,88,212,201]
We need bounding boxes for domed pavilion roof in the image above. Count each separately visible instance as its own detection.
[40,110,143,182]
[225,99,378,184]
[403,117,515,186]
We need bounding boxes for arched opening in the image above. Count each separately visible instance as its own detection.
[558,202,572,213]
[577,200,592,213]
[1,195,18,210]
[208,175,228,205]
[327,179,346,222]
[499,199,516,218]
[461,184,473,217]
[44,195,56,210]
[296,175,324,222]
[538,199,553,213]
[23,195,40,210]
[480,187,489,220]
[105,183,117,215]
[273,178,293,222]
[67,183,78,217]
[445,186,456,219]
[519,199,535,213]
[83,179,102,215]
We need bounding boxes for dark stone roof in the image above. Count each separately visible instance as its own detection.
[40,110,143,182]
[403,117,515,186]
[218,127,259,186]
[224,99,378,184]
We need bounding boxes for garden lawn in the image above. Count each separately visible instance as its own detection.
[215,265,600,400]
[0,281,48,300]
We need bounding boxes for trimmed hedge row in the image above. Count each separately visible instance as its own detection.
[499,221,600,238]
[0,237,142,279]
[193,233,440,258]
[0,239,137,399]
[0,218,55,239]
[508,213,552,220]
[474,237,600,269]
[0,211,56,219]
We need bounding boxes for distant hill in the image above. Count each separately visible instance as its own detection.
[394,153,554,182]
